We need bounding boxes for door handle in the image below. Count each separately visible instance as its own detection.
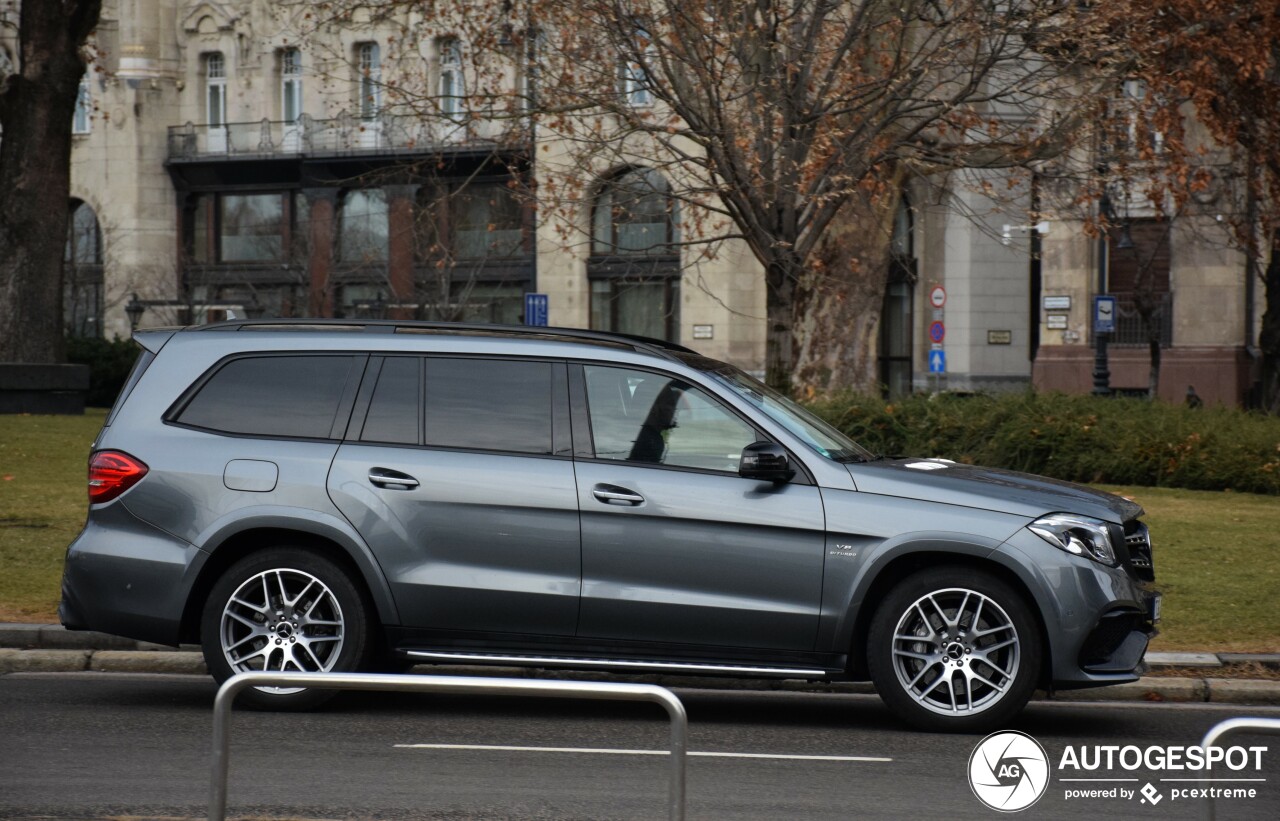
[368,467,420,490]
[592,484,644,506]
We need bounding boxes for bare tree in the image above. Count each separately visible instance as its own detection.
[521,0,1122,391]
[307,1,1126,391]
[0,0,101,363]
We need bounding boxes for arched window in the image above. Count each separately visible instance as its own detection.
[65,200,103,337]
[592,168,677,255]
[589,168,680,342]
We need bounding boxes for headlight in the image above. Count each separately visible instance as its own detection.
[1028,513,1117,565]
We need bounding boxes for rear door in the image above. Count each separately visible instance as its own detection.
[328,355,581,636]
[571,363,826,651]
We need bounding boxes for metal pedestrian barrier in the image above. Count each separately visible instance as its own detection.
[1199,716,1280,820]
[209,671,689,821]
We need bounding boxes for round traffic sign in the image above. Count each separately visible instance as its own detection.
[929,321,945,344]
[929,285,947,309]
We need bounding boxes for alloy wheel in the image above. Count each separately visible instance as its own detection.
[889,587,1020,716]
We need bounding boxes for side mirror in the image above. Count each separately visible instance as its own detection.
[739,441,794,483]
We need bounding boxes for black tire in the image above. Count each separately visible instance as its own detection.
[867,566,1041,733]
[200,547,375,710]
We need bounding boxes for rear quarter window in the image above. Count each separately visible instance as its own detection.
[174,355,356,439]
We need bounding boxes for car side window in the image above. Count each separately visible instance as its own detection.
[360,357,421,445]
[583,365,757,473]
[176,355,354,439]
[424,357,553,455]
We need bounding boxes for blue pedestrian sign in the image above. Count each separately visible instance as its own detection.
[929,350,946,374]
[1094,295,1117,334]
[524,293,549,327]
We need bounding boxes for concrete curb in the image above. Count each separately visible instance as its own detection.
[2,624,1278,705]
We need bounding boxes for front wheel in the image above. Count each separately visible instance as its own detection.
[200,547,374,710]
[867,567,1041,733]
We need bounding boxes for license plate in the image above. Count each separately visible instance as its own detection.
[1147,593,1162,622]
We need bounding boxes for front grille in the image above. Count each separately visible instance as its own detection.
[1124,521,1155,582]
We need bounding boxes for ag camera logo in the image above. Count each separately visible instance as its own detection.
[969,730,1051,812]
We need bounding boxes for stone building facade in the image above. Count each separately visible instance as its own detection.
[3,0,1262,403]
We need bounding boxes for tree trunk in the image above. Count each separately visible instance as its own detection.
[764,264,798,391]
[0,0,102,363]
[1261,233,1280,414]
[790,192,901,398]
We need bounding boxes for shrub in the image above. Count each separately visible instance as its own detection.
[805,391,1280,495]
[66,336,140,408]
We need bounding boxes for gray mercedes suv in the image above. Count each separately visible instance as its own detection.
[60,320,1159,732]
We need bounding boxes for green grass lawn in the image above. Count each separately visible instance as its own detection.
[0,413,1275,651]
[0,410,104,622]
[1096,485,1280,652]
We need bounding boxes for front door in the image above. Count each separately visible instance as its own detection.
[572,364,826,651]
[328,355,580,637]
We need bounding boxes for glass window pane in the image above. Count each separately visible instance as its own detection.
[220,194,284,262]
[584,365,756,472]
[592,188,613,254]
[454,183,523,257]
[589,279,677,341]
[191,196,210,263]
[424,358,552,454]
[449,282,524,324]
[340,189,388,263]
[362,357,421,445]
[179,355,352,439]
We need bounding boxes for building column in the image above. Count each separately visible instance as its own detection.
[303,188,338,317]
[385,184,419,319]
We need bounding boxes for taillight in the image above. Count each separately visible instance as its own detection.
[88,450,149,504]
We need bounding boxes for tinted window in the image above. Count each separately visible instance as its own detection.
[583,365,757,472]
[361,357,420,445]
[425,358,552,454]
[178,355,352,438]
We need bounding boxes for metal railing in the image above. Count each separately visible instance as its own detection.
[210,671,688,821]
[1198,716,1280,820]
[1110,293,1173,347]
[169,113,518,161]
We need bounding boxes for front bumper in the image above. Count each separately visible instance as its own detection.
[995,528,1158,690]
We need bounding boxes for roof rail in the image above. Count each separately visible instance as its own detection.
[190,318,697,361]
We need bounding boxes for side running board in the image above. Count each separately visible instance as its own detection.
[402,650,830,678]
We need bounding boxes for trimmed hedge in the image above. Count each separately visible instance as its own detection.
[805,391,1280,495]
[66,336,140,408]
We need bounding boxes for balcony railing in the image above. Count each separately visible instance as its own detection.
[167,112,516,161]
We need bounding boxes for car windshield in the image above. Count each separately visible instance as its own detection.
[678,353,877,463]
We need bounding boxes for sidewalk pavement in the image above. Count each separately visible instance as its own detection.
[2,622,1278,705]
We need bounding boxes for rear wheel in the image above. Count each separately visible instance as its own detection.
[200,547,374,710]
[867,567,1040,732]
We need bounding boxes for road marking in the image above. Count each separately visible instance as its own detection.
[394,743,891,762]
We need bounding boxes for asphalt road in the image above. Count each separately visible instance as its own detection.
[1,672,1278,820]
